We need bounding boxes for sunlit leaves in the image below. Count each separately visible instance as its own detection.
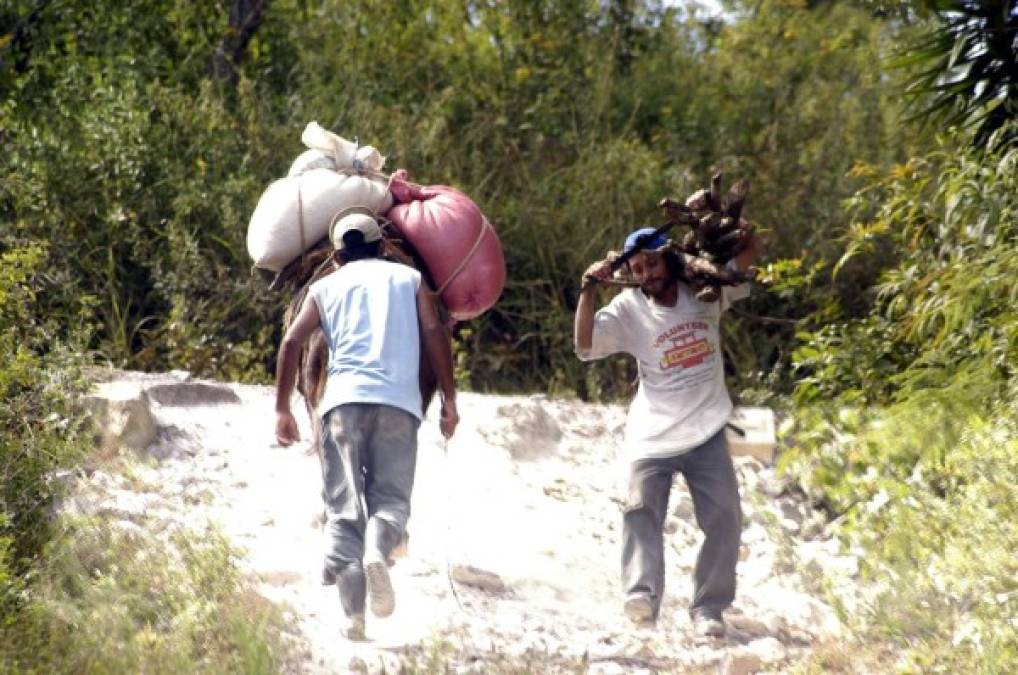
[786,131,1018,670]
[795,129,1017,410]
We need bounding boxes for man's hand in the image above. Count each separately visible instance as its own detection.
[732,231,767,272]
[581,256,615,289]
[276,410,300,446]
[439,397,459,439]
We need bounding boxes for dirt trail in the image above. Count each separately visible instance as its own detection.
[77,372,856,674]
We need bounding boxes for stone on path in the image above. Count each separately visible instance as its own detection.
[451,564,506,593]
[725,407,776,463]
[478,398,562,461]
[146,381,241,406]
[84,381,158,455]
[83,370,241,457]
[727,614,770,638]
[719,650,763,675]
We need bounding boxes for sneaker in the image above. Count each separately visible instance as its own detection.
[340,613,366,641]
[623,595,655,625]
[692,612,725,639]
[365,559,395,617]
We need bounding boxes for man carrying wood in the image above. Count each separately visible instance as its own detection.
[274,206,459,640]
[574,226,761,639]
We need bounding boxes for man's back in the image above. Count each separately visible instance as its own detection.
[309,258,423,420]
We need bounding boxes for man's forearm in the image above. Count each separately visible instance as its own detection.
[275,338,300,412]
[422,324,456,401]
[574,288,597,352]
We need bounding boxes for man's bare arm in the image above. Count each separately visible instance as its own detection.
[274,297,321,445]
[417,288,459,438]
[574,259,612,353]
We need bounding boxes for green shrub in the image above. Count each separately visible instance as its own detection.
[0,243,93,589]
[787,393,1018,674]
[784,131,1018,671]
[0,243,287,672]
[2,0,907,396]
[2,519,289,674]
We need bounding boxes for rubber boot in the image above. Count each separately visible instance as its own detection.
[337,564,366,618]
[365,517,402,563]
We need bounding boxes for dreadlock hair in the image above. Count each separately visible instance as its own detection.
[664,249,682,279]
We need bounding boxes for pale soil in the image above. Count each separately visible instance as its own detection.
[75,373,858,674]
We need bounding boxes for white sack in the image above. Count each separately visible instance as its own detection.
[287,149,336,177]
[247,168,394,272]
[288,121,385,177]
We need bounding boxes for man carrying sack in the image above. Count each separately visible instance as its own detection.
[274,206,459,640]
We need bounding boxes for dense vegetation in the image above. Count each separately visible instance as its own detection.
[2,0,1015,671]
[788,131,1017,672]
[1,0,911,395]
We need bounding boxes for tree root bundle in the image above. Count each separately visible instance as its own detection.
[658,172,757,302]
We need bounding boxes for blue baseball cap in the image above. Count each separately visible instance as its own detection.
[623,227,668,255]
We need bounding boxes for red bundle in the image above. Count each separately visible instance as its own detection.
[386,170,506,321]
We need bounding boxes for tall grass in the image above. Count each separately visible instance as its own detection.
[3,518,289,675]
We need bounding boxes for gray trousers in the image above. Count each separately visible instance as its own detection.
[320,403,419,617]
[622,428,741,620]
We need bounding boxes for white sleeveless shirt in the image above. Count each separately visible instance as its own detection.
[309,258,423,420]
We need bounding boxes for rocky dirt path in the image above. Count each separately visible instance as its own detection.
[76,371,858,674]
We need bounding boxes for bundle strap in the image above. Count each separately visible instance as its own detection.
[442,437,466,612]
[435,217,492,297]
[334,165,391,183]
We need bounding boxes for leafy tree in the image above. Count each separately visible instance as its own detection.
[2,2,286,378]
[895,0,1018,146]
[1,0,912,399]
[668,0,913,398]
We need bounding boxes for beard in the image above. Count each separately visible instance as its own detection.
[640,276,672,300]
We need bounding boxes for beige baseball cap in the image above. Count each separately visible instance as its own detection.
[329,206,382,250]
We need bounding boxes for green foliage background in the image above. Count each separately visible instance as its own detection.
[2,0,1016,671]
[1,0,910,396]
[785,132,1017,672]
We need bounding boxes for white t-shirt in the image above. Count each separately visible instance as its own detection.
[309,258,423,420]
[577,282,749,460]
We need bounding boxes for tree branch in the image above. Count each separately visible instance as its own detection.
[208,0,270,84]
[0,0,51,75]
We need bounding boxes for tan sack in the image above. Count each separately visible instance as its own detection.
[287,122,385,177]
[247,168,393,272]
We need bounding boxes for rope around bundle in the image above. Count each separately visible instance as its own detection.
[435,217,493,297]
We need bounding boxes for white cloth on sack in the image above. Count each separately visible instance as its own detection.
[287,121,386,177]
